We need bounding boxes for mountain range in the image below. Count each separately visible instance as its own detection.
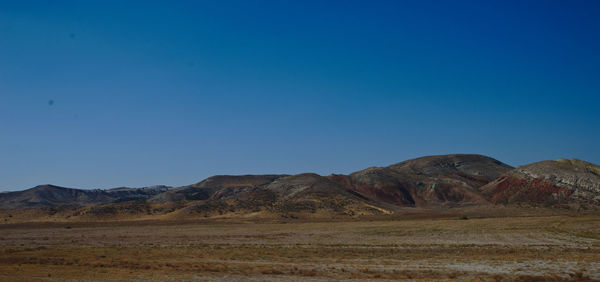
[1,154,599,220]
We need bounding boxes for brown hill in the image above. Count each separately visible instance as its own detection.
[481,158,600,207]
[0,185,114,209]
[148,175,288,202]
[263,173,387,216]
[0,185,171,209]
[330,154,513,207]
[149,173,388,218]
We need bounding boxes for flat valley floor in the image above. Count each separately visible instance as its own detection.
[1,215,599,281]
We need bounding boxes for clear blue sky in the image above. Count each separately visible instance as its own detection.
[1,0,599,191]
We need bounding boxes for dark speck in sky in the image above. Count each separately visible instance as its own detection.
[48,100,54,106]
[69,33,76,39]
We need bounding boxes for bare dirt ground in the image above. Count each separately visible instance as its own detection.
[1,214,599,281]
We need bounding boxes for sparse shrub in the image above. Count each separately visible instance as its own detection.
[261,269,284,275]
[569,270,590,280]
[459,215,469,220]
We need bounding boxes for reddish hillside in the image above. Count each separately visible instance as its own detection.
[481,159,600,206]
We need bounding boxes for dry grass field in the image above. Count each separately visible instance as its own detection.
[1,213,599,281]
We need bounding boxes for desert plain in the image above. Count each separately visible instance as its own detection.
[1,209,599,281]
